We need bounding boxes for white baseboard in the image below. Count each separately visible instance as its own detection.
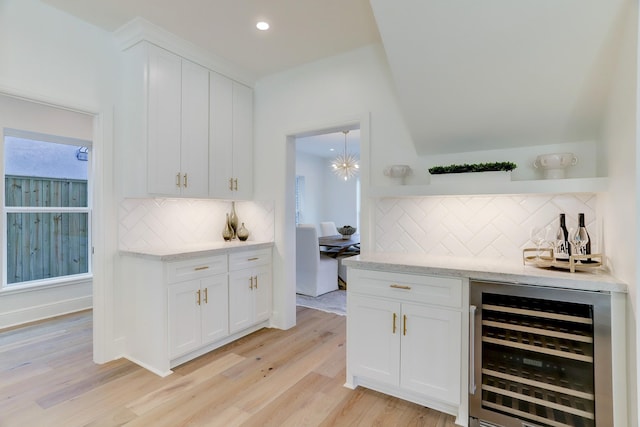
[0,295,92,329]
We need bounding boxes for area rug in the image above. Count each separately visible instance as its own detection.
[296,290,346,316]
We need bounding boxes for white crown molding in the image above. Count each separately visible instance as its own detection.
[113,17,256,87]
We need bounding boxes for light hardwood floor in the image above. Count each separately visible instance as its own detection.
[0,307,458,427]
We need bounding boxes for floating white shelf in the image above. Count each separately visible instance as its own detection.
[370,177,609,198]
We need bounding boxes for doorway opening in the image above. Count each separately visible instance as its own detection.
[291,122,362,317]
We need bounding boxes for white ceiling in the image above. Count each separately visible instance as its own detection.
[41,0,381,79]
[296,129,361,159]
[370,0,629,154]
[42,0,630,155]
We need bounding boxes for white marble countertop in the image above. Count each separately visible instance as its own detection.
[343,253,627,293]
[119,241,274,262]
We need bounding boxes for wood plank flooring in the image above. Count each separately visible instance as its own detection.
[0,307,458,427]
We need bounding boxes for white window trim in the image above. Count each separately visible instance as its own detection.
[2,132,93,289]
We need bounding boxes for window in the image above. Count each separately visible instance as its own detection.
[3,130,91,287]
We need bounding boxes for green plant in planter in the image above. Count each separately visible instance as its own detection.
[428,161,517,175]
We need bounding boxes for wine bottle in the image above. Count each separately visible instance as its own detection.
[555,213,570,261]
[577,213,592,262]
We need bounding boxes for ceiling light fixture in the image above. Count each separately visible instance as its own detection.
[331,130,359,181]
[256,21,270,31]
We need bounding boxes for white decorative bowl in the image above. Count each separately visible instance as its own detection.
[383,165,411,178]
[383,165,412,185]
[337,226,356,240]
[533,153,578,179]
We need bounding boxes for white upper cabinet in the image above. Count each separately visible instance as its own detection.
[121,42,210,198]
[146,46,182,196]
[209,71,254,200]
[177,59,210,197]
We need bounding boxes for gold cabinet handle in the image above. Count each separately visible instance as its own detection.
[248,257,259,261]
[392,312,397,334]
[390,284,411,290]
[234,178,238,191]
[403,315,407,336]
[194,266,209,271]
[229,177,234,191]
[176,173,181,187]
[249,276,254,290]
[183,173,188,188]
[203,287,208,304]
[254,275,258,289]
[196,289,201,306]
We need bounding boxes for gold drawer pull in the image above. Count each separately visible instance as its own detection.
[247,257,259,261]
[194,266,209,271]
[390,284,411,290]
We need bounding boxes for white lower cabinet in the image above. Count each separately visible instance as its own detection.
[347,268,467,420]
[168,273,228,359]
[121,246,272,376]
[229,249,272,334]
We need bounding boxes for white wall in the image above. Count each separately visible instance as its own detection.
[295,150,359,231]
[255,44,402,328]
[602,0,639,424]
[321,159,359,229]
[0,0,119,362]
[295,151,324,227]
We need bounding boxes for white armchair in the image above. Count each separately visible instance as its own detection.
[296,224,338,297]
[319,221,339,237]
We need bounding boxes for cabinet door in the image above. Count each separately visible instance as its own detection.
[180,59,209,197]
[209,71,234,198]
[231,82,253,199]
[168,279,202,358]
[252,265,271,324]
[228,269,253,334]
[400,302,461,405]
[200,274,229,345]
[348,294,400,386]
[147,45,182,196]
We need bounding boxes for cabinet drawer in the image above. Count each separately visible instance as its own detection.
[348,269,462,308]
[166,255,227,284]
[229,249,271,271]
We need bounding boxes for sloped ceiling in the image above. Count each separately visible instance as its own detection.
[370,0,629,154]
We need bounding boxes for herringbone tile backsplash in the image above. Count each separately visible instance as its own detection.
[374,194,599,261]
[119,198,275,251]
[119,194,598,261]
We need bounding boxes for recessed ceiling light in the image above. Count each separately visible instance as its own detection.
[256,21,270,31]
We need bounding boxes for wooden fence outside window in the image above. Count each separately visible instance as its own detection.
[5,175,88,284]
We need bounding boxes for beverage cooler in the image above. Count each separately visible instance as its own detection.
[469,280,613,427]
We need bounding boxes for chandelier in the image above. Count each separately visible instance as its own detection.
[331,130,359,181]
